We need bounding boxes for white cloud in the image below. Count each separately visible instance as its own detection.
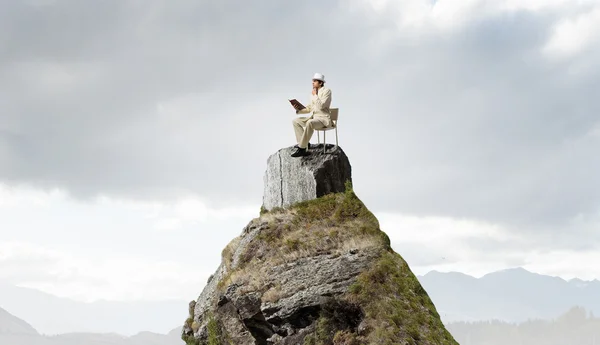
[1,182,257,232]
[498,0,592,12]
[96,194,256,231]
[356,0,598,34]
[0,183,66,207]
[378,212,524,275]
[353,0,482,31]
[543,6,600,59]
[523,249,600,280]
[378,212,517,242]
[0,241,207,302]
[379,212,600,280]
[0,183,259,301]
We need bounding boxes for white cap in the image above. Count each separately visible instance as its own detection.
[312,73,325,82]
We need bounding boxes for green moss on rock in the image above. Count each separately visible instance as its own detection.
[207,314,221,345]
[229,187,390,278]
[345,250,459,345]
[182,334,200,345]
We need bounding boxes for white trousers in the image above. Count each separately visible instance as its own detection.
[292,116,328,149]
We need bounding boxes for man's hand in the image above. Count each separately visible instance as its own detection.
[312,87,317,96]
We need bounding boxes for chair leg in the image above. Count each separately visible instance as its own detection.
[323,130,326,154]
[317,131,320,144]
[334,127,338,152]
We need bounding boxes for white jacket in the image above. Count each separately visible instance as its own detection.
[296,86,332,127]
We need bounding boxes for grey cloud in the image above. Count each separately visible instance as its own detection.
[1,0,600,236]
[348,9,600,230]
[0,0,348,204]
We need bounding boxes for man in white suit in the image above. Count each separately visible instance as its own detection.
[291,73,332,157]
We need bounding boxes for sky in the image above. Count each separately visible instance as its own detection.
[1,0,600,302]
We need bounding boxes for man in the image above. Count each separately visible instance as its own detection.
[291,72,332,157]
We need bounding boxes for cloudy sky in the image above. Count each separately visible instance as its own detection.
[1,0,600,303]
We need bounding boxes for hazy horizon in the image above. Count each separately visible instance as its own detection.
[2,265,599,305]
[3,265,600,337]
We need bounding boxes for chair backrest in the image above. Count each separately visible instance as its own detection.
[330,108,339,122]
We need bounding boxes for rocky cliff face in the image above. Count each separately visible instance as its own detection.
[182,146,459,345]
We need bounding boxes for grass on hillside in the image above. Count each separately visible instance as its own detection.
[217,181,391,295]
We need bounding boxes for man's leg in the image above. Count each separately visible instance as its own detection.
[299,119,326,149]
[292,117,309,144]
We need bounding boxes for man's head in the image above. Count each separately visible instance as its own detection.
[312,73,325,88]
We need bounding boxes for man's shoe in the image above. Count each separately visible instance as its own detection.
[294,143,311,149]
[291,147,310,157]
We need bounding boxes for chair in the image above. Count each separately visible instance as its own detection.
[316,108,339,154]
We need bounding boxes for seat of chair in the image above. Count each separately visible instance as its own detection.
[321,109,338,130]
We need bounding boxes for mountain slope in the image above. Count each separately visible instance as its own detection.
[0,307,38,335]
[418,267,600,323]
[0,281,187,335]
[0,305,184,344]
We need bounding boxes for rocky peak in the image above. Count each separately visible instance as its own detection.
[182,146,458,345]
[262,146,352,211]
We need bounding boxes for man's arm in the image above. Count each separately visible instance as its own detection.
[296,102,312,114]
[311,88,332,112]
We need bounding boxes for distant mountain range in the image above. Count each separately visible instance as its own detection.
[417,267,600,323]
[3,267,599,340]
[0,306,183,345]
[0,281,188,336]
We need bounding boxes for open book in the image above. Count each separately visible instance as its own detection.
[288,99,306,111]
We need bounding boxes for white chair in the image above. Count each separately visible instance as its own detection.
[316,108,339,154]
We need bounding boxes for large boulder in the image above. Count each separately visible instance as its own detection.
[262,145,352,211]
